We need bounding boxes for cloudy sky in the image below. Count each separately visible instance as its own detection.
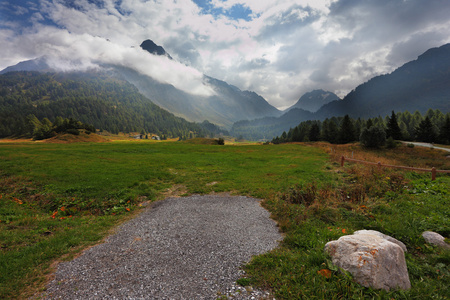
[1,0,450,109]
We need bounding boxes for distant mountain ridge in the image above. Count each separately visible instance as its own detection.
[286,89,340,112]
[232,43,450,139]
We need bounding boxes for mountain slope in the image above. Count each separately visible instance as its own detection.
[286,89,340,112]
[0,71,220,138]
[317,43,450,119]
[122,40,281,128]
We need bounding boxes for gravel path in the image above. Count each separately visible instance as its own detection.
[44,194,281,299]
[401,142,450,153]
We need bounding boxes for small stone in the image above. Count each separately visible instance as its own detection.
[422,231,450,249]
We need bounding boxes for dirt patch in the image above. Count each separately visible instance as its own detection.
[160,184,188,199]
[42,133,109,144]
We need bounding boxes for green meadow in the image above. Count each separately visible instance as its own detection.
[0,140,448,299]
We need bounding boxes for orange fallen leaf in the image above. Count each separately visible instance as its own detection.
[60,207,65,212]
[13,197,23,204]
[342,229,347,234]
[126,208,130,211]
[317,269,332,278]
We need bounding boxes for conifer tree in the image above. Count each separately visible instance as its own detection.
[439,115,450,144]
[415,116,437,143]
[386,111,402,140]
[338,115,356,144]
[308,123,321,141]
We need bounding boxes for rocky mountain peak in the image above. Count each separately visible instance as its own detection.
[140,39,172,59]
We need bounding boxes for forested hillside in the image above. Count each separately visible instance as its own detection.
[272,109,450,145]
[0,71,223,138]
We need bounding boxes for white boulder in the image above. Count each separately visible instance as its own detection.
[325,230,411,291]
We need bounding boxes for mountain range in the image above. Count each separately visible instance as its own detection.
[1,40,281,129]
[1,41,450,140]
[232,43,450,139]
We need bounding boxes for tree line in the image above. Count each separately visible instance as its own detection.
[272,109,450,147]
[0,71,219,139]
[26,115,96,140]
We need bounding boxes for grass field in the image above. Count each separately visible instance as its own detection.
[0,139,448,299]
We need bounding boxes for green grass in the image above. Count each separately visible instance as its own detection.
[0,140,329,298]
[244,165,449,299]
[0,140,448,299]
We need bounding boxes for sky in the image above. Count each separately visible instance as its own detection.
[1,0,450,109]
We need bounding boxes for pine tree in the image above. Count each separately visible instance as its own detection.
[415,117,437,143]
[308,123,321,141]
[386,111,402,140]
[338,115,356,144]
[439,115,450,144]
[321,119,339,143]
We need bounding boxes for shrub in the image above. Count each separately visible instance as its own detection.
[386,136,397,149]
[66,128,80,135]
[217,138,225,145]
[360,126,386,148]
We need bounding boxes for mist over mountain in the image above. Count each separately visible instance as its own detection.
[286,90,340,113]
[1,39,281,129]
[0,57,51,74]
[131,41,281,128]
[232,43,450,140]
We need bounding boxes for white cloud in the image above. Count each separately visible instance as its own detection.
[1,0,450,109]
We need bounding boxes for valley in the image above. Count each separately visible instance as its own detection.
[0,139,448,299]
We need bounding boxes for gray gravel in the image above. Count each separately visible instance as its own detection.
[43,194,281,299]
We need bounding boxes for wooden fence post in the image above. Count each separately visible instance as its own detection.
[340,156,345,167]
[377,162,382,170]
[431,167,436,181]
